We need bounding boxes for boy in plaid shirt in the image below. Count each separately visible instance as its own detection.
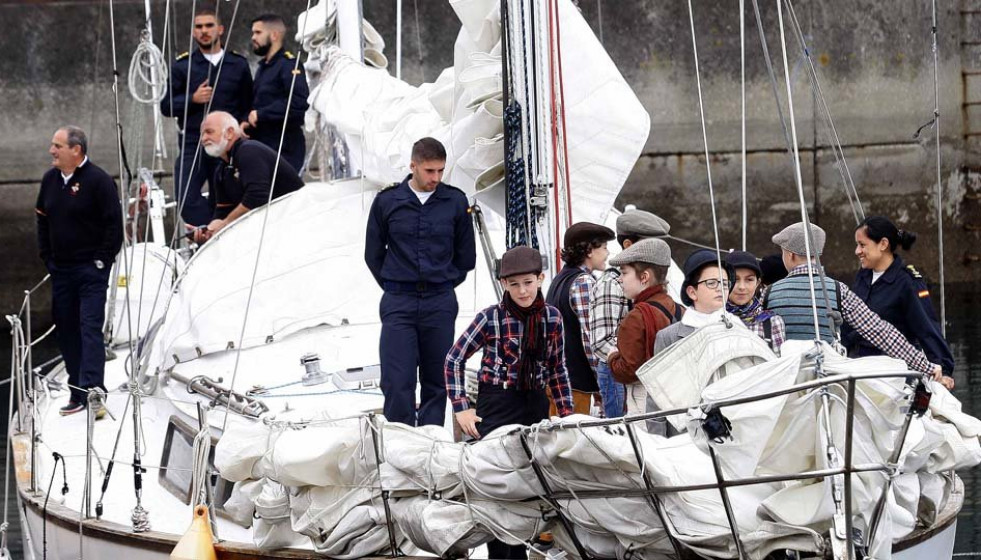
[444,245,575,442]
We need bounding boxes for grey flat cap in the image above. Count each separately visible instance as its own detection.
[772,222,826,256]
[616,209,671,238]
[609,238,671,267]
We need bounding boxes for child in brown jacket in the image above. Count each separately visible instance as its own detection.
[605,238,683,418]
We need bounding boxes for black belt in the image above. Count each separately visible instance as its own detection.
[383,281,454,293]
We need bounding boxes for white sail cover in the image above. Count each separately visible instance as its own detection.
[306,0,649,225]
[214,330,981,559]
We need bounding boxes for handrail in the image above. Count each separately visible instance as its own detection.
[541,368,922,431]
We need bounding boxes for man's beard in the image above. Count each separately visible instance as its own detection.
[203,136,229,158]
[196,38,215,50]
[252,41,271,57]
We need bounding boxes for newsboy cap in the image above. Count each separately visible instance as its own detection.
[498,246,543,279]
[609,238,672,267]
[772,222,826,256]
[564,222,615,248]
[725,250,762,276]
[680,249,734,306]
[616,209,671,238]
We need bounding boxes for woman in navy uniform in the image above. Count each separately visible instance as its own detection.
[843,216,955,389]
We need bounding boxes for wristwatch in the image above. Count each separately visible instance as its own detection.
[94,260,105,270]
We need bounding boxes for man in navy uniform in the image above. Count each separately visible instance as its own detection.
[365,138,476,427]
[161,8,253,227]
[36,126,123,416]
[191,111,304,243]
[244,13,310,173]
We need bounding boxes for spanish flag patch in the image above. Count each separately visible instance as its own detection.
[918,289,930,298]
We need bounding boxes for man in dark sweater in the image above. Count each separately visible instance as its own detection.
[36,126,123,416]
[191,110,304,243]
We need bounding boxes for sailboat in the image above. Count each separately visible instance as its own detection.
[5,0,976,559]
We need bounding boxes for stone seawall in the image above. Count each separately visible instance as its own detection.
[2,0,978,319]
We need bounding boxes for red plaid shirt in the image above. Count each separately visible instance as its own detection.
[444,302,574,415]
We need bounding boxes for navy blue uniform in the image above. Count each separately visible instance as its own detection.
[161,49,253,226]
[212,139,304,220]
[250,50,309,173]
[36,159,124,406]
[365,176,476,426]
[842,255,954,375]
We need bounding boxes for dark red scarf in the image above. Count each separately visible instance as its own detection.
[503,290,547,390]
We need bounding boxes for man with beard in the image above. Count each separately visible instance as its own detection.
[161,8,253,227]
[244,13,310,172]
[190,111,303,243]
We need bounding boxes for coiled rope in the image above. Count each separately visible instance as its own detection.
[128,29,169,104]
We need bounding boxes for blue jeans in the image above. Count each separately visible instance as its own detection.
[596,361,625,418]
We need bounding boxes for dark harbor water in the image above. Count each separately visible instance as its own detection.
[0,284,979,557]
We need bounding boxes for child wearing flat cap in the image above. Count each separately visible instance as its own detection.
[444,245,574,441]
[605,238,683,419]
[545,221,615,415]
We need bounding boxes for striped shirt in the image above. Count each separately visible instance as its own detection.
[780,264,936,374]
[444,302,574,415]
[589,268,630,362]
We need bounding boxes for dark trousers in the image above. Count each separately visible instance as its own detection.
[475,382,550,437]
[379,290,457,427]
[477,382,548,560]
[50,262,111,404]
[253,129,305,174]
[174,135,220,227]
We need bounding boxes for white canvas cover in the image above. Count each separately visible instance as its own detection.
[637,321,776,432]
[108,242,182,345]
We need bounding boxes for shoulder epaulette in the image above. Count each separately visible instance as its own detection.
[905,264,923,279]
[443,184,467,196]
[379,182,400,193]
[229,50,246,57]
[176,51,189,60]
[284,51,295,59]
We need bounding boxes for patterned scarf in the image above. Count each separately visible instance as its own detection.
[503,290,547,390]
[726,295,773,326]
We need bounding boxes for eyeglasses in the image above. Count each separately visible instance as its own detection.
[696,278,729,290]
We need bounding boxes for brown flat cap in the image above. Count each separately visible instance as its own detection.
[564,222,615,248]
[498,246,543,278]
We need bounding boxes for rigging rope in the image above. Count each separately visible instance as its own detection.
[222,0,317,432]
[128,29,169,104]
[776,0,823,339]
[783,0,864,224]
[740,0,747,250]
[685,0,727,282]
[505,102,535,249]
[930,0,947,336]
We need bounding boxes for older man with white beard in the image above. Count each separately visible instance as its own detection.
[191,111,304,243]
